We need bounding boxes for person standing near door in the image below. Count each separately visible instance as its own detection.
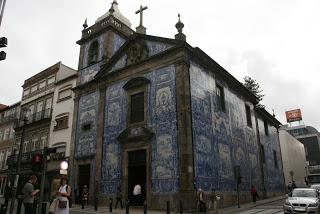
[133,184,141,206]
[22,175,40,214]
[114,185,123,209]
[82,185,89,206]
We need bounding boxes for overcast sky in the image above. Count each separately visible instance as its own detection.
[0,0,319,130]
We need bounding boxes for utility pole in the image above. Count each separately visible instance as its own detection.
[9,115,28,214]
[38,147,56,214]
[0,0,7,29]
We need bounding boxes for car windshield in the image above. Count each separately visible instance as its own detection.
[311,185,320,190]
[292,189,318,198]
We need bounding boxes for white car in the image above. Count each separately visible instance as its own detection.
[283,188,320,214]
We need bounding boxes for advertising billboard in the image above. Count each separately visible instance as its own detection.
[285,109,302,122]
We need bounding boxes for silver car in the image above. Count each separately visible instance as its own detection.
[283,188,320,214]
[311,184,320,193]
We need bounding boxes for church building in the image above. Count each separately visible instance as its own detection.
[70,1,284,209]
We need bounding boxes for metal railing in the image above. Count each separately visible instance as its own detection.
[0,114,18,124]
[17,108,52,127]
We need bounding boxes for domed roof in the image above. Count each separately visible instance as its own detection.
[95,0,132,27]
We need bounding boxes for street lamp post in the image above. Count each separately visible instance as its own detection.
[9,115,28,214]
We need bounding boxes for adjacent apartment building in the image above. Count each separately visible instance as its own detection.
[279,128,308,188]
[8,62,77,199]
[0,102,20,196]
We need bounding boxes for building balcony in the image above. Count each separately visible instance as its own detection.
[16,108,52,127]
[0,114,19,124]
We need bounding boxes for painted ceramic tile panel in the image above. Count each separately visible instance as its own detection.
[79,62,103,84]
[82,34,106,68]
[145,41,173,57]
[75,91,100,158]
[80,32,126,82]
[107,40,174,73]
[112,32,126,54]
[101,65,179,194]
[258,118,285,191]
[190,61,264,192]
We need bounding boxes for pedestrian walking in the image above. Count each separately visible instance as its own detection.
[22,175,40,214]
[292,181,297,189]
[54,177,71,214]
[250,185,259,203]
[82,185,89,206]
[287,182,292,193]
[114,185,123,209]
[209,189,220,213]
[197,188,207,213]
[133,184,141,206]
[4,181,11,206]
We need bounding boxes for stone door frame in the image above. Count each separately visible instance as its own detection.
[122,142,152,206]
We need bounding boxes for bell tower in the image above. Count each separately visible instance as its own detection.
[76,0,134,85]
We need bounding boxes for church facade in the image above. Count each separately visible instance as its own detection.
[70,1,284,209]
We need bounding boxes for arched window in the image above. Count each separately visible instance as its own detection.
[87,40,99,65]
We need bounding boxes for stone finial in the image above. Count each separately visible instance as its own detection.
[175,14,186,41]
[83,18,88,29]
[109,0,118,14]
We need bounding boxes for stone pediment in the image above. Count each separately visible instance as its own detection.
[95,35,178,79]
[117,126,154,143]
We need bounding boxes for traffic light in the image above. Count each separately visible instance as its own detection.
[0,37,7,61]
[237,176,242,184]
[32,154,42,172]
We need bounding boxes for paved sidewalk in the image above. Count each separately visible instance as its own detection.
[70,195,285,214]
[216,195,285,214]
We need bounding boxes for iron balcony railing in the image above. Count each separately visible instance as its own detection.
[17,108,52,127]
[0,114,19,124]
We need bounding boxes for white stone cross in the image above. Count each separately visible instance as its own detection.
[135,5,148,27]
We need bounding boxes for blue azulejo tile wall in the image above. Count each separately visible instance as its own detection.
[75,91,100,159]
[101,65,179,194]
[80,31,127,85]
[189,61,262,192]
[258,118,284,192]
[108,40,174,73]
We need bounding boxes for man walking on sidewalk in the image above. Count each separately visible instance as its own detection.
[22,175,40,214]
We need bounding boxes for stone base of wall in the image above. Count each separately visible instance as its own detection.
[97,190,197,211]
[95,190,284,211]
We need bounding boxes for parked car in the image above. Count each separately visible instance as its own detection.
[283,188,320,214]
[311,184,320,193]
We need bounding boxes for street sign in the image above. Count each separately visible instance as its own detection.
[285,109,302,123]
[60,169,67,175]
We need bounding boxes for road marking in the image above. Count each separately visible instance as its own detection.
[255,209,282,214]
[238,208,283,214]
[238,209,267,214]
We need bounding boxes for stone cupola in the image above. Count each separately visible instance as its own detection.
[95,0,132,28]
